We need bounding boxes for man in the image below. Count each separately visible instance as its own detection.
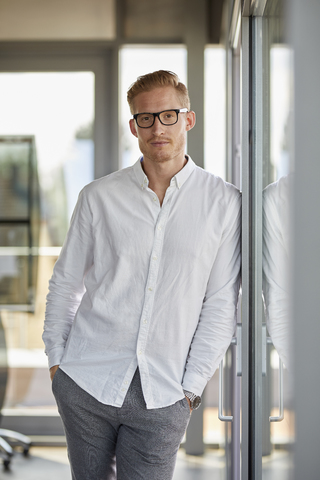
[43,70,241,480]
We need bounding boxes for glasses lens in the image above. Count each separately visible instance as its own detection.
[136,113,154,128]
[159,110,178,125]
[136,110,179,127]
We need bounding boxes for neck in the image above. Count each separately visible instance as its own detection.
[141,155,187,205]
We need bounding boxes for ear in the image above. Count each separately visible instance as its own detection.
[129,119,138,138]
[185,111,196,132]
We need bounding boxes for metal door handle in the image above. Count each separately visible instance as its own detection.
[218,324,242,422]
[269,356,284,422]
[263,326,284,422]
[219,358,233,422]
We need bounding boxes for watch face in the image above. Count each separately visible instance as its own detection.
[192,396,201,410]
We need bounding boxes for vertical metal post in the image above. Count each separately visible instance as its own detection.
[184,0,206,456]
[94,50,118,178]
[241,16,251,480]
[185,0,206,170]
[250,16,265,480]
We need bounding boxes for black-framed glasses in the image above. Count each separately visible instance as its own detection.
[133,108,188,128]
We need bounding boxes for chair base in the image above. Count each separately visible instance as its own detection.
[0,429,32,470]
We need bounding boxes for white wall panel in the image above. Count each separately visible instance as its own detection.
[0,0,115,40]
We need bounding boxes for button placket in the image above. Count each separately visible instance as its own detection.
[119,374,133,395]
[135,187,175,364]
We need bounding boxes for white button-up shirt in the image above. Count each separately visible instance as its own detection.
[263,175,292,368]
[43,157,241,409]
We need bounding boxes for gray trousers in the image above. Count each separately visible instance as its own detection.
[52,368,191,480]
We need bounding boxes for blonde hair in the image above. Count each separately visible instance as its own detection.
[127,70,190,114]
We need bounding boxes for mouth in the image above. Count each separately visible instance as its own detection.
[150,140,170,147]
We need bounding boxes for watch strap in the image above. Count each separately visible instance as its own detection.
[183,390,201,410]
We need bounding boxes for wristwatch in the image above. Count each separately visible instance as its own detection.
[183,390,202,410]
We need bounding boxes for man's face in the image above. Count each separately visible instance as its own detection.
[129,86,195,166]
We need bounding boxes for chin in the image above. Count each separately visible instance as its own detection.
[151,155,173,164]
[142,150,171,163]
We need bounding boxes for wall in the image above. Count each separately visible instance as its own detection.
[0,0,115,41]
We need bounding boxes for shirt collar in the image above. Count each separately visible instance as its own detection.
[173,155,196,189]
[133,155,196,191]
[133,156,149,190]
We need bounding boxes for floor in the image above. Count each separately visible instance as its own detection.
[0,445,293,479]
[262,450,294,480]
[0,447,226,480]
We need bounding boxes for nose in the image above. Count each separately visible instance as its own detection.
[151,115,165,134]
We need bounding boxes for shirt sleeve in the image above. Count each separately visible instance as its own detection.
[43,188,94,368]
[182,190,241,396]
[262,182,291,368]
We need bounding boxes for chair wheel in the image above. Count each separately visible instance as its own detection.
[3,459,11,471]
[23,447,30,457]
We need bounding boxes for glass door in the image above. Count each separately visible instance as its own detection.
[240,0,294,478]
[260,2,294,477]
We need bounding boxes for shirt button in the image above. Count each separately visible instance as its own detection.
[158,226,162,231]
[121,388,126,392]
[152,255,157,260]
[138,350,142,355]
[148,287,153,291]
[153,197,157,202]
[143,319,148,324]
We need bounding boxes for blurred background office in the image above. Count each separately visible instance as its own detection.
[0,0,319,479]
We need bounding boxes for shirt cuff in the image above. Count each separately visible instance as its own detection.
[182,370,208,397]
[46,347,65,369]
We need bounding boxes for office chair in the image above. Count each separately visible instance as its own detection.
[0,315,31,470]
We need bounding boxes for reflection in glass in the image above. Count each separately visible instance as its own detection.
[262,174,294,479]
[263,174,292,369]
[263,44,293,368]
[270,47,293,182]
[261,17,294,475]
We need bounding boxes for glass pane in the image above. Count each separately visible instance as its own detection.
[0,72,94,415]
[119,46,187,169]
[261,2,294,477]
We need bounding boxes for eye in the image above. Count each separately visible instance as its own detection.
[141,115,152,122]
